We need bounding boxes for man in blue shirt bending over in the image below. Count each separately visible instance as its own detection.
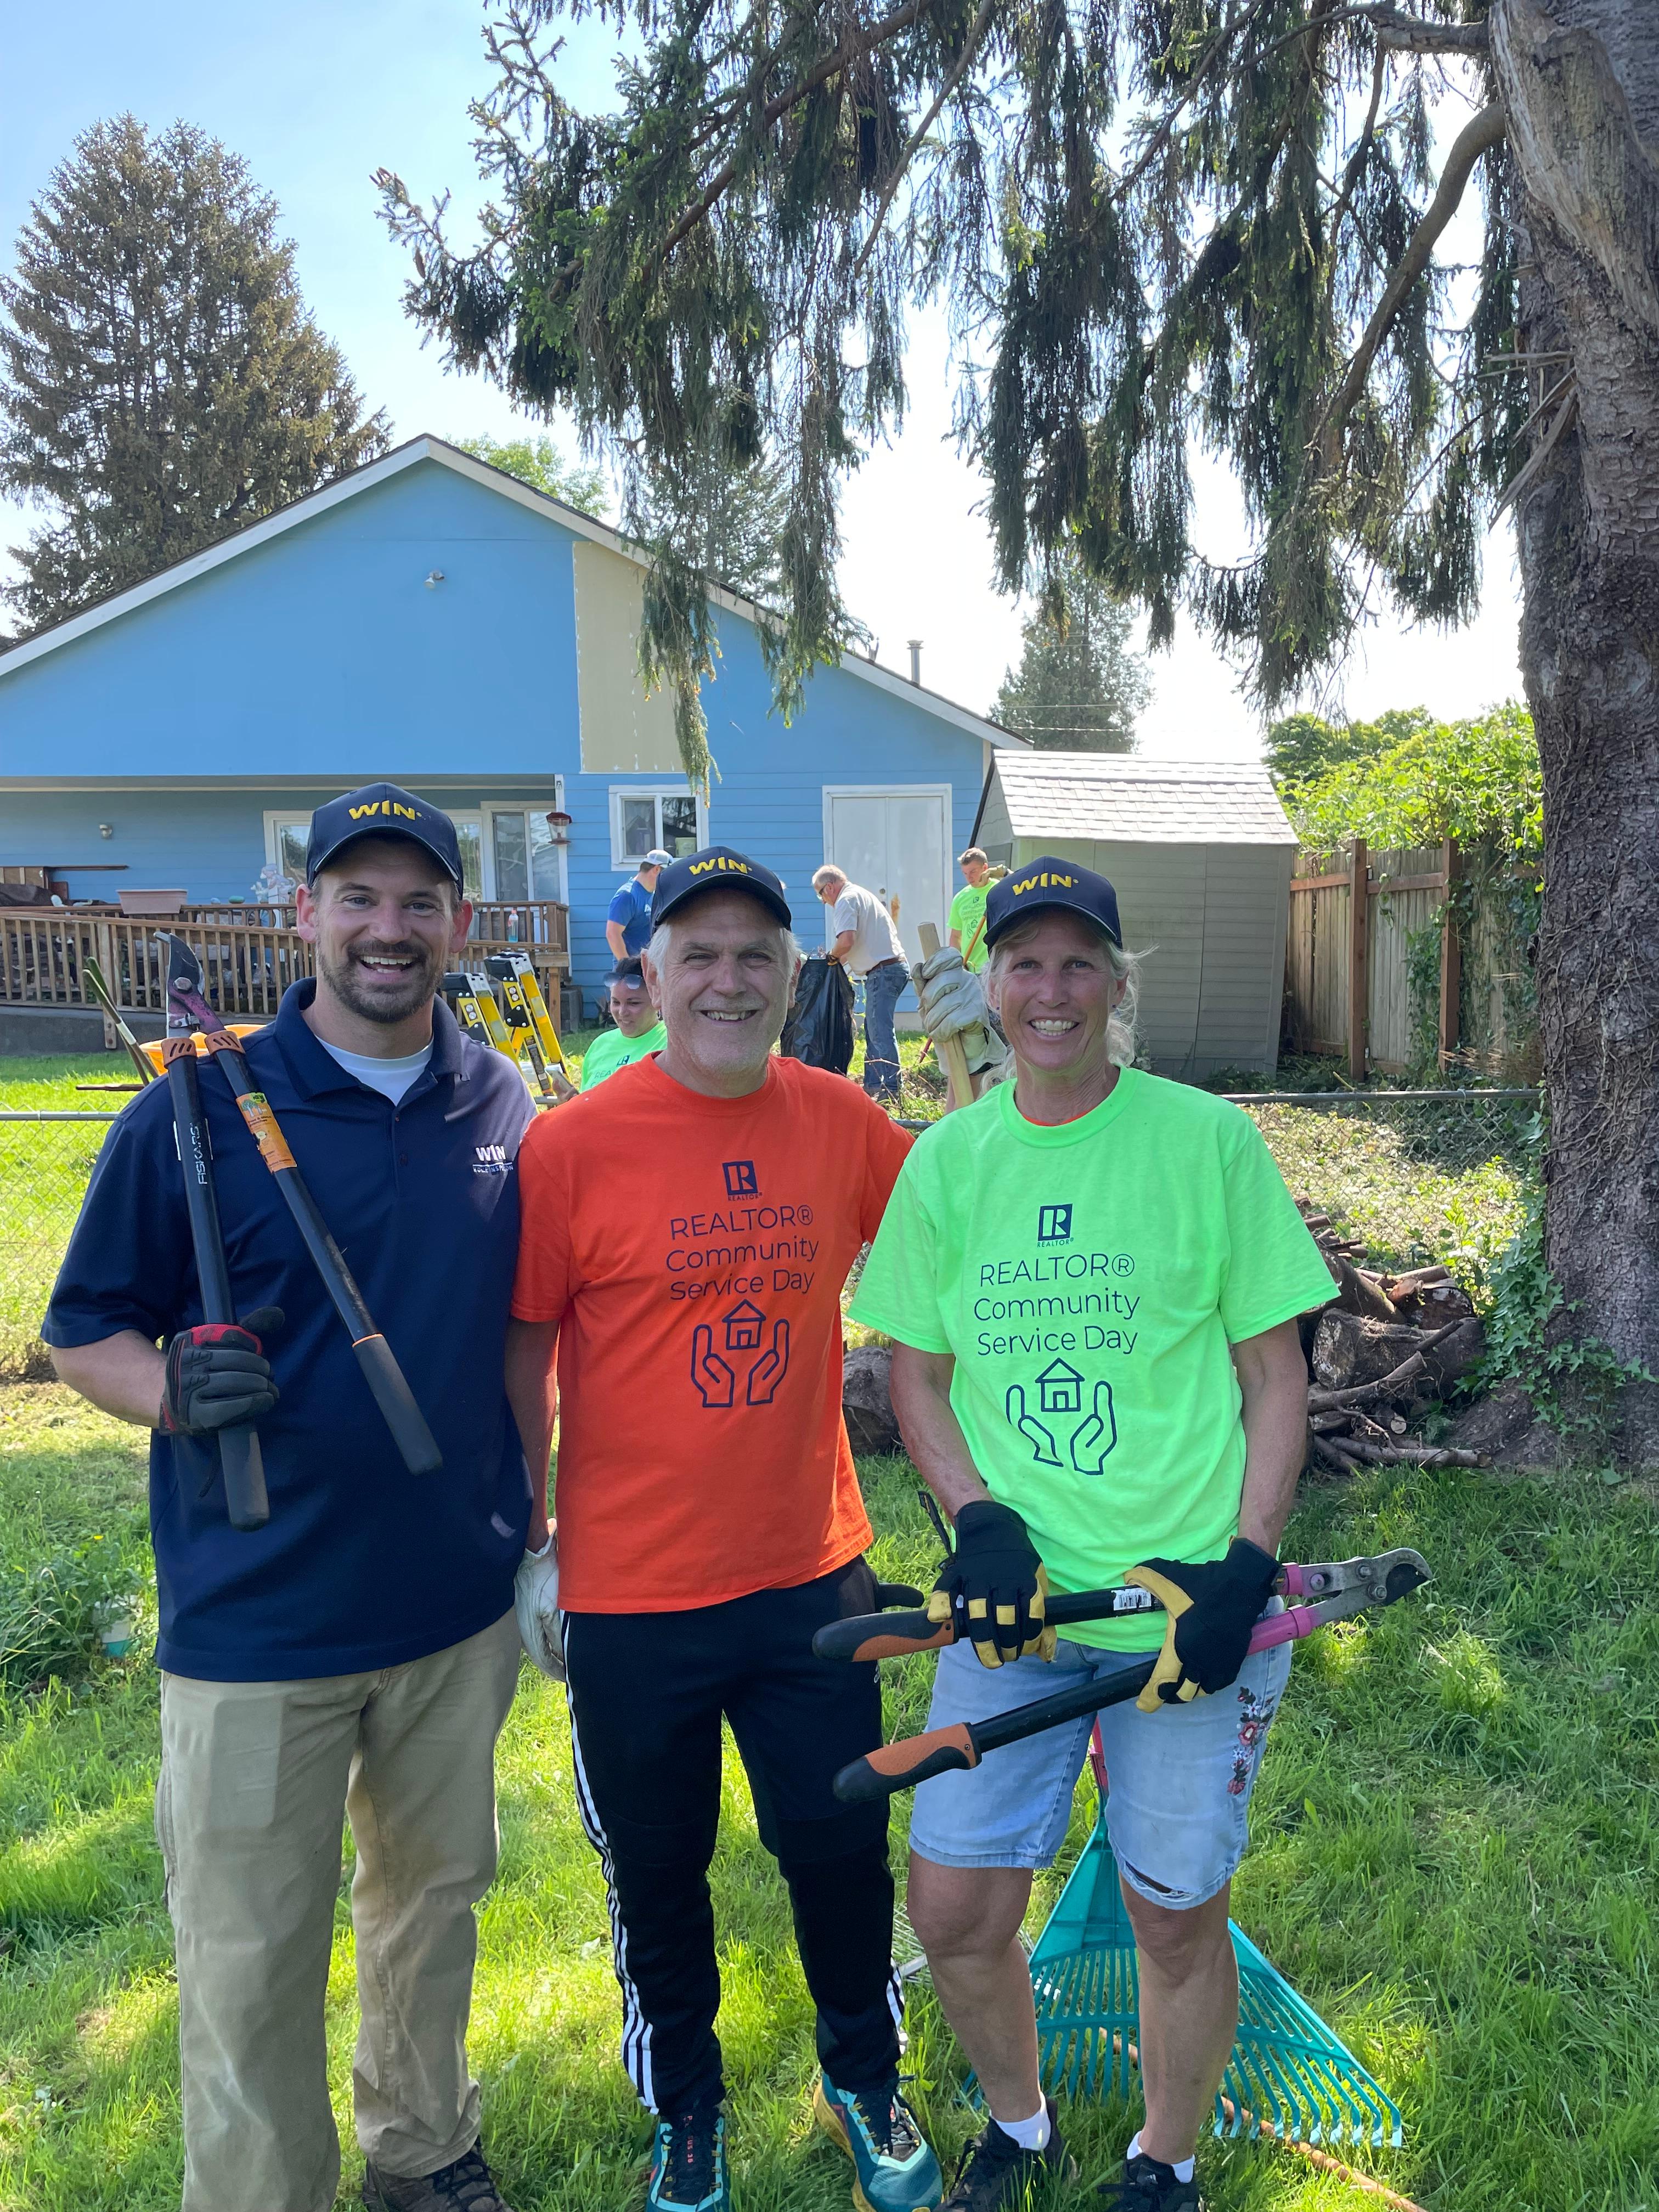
[46,784,534,2212]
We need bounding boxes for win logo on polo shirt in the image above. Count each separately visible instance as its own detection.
[473,1143,510,1176]
[1037,1204,1073,1244]
[724,1160,759,1198]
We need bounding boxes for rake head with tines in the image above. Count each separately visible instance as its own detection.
[1028,1742,1402,2149]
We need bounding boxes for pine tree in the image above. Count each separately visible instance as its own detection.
[993,566,1149,750]
[2,117,387,637]
[383,4,1659,1447]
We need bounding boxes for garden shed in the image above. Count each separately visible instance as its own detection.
[973,751,1297,1080]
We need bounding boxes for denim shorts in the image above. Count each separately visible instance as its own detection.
[907,1628,1290,1908]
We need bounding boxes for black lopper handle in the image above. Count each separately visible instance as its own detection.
[813,1585,1160,1664]
[218,1424,270,1532]
[352,1334,444,1475]
[833,1724,982,1803]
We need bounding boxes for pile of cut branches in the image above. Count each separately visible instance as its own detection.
[1296,1204,1488,1474]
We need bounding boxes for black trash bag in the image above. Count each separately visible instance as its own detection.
[780,955,856,1074]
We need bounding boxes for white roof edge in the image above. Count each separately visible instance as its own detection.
[0,434,1026,749]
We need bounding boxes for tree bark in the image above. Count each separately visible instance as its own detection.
[1492,0,1659,1458]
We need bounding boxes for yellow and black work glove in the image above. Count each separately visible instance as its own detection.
[1125,1538,1280,1712]
[926,1499,1056,1668]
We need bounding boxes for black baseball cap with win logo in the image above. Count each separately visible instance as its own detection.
[983,855,1122,951]
[306,782,465,888]
[651,845,793,929]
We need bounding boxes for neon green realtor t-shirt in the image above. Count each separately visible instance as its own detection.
[580,1022,666,1090]
[948,883,992,970]
[851,1068,1334,1651]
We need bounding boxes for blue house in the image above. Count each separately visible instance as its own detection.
[0,437,1022,1018]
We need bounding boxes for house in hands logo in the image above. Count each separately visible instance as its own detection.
[692,1297,791,1408]
[1006,1364,1117,1474]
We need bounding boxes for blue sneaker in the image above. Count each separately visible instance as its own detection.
[646,2103,729,2212]
[814,2073,944,2212]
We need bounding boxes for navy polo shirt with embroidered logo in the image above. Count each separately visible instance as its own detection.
[44,980,535,1681]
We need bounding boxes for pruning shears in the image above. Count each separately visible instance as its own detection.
[813,1549,1430,1664]
[826,1548,1431,1803]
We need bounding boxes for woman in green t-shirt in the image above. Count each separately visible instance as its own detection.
[854,857,1330,2212]
[575,957,667,1091]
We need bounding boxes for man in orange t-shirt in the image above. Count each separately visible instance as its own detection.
[505,848,942,2212]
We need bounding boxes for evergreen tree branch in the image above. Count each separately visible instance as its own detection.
[1327,51,1388,250]
[851,0,998,280]
[657,0,947,263]
[1318,99,1508,463]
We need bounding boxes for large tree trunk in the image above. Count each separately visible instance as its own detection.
[1492,0,1659,1457]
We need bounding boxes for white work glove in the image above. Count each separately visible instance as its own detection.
[514,1533,565,1680]
[913,947,1010,1078]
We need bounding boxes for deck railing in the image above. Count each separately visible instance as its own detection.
[0,904,569,1024]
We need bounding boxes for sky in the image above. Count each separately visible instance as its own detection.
[0,0,1527,757]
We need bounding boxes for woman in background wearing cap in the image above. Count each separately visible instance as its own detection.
[851,859,1331,2212]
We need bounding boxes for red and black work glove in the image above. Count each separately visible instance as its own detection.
[926,1499,1056,1668]
[1126,1537,1280,1712]
[160,1307,283,1435]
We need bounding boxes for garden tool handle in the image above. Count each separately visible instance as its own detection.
[834,1616,1306,1803]
[813,1584,1162,1663]
[917,924,975,1110]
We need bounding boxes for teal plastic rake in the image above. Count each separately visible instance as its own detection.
[1029,1738,1401,2149]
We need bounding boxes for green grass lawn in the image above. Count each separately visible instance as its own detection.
[1,1384,1655,2210]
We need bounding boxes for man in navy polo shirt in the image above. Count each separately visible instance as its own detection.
[47,785,533,2212]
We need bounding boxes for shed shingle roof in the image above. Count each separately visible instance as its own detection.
[994,751,1296,845]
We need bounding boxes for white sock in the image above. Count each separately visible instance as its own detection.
[1125,2132,1195,2183]
[996,2101,1051,2152]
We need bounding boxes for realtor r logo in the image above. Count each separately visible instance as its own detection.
[723,1160,759,1199]
[1037,1203,1073,1245]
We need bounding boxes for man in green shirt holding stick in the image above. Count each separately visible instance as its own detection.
[852,857,1331,2212]
[946,848,994,972]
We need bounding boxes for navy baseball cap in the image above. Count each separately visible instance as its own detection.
[651,845,792,930]
[306,782,465,888]
[984,855,1122,950]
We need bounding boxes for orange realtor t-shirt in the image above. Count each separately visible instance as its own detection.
[511,1051,913,1612]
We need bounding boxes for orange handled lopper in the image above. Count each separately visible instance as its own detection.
[830,1549,1431,1802]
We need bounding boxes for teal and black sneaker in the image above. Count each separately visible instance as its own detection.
[814,2073,943,2212]
[646,2103,730,2212]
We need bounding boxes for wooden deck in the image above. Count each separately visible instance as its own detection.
[0,901,569,1024]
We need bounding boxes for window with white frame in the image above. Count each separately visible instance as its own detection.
[609,785,706,868]
[264,804,528,902]
[481,800,567,902]
[263,812,311,891]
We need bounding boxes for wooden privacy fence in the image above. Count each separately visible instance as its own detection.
[1285,839,1462,1079]
[0,901,569,1033]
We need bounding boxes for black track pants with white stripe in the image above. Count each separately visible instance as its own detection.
[563,1556,903,2115]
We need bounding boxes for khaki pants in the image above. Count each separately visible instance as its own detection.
[155,1612,521,2212]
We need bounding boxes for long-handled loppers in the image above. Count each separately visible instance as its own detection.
[83,954,156,1083]
[157,934,444,1476]
[812,1553,1414,1663]
[159,1001,269,1531]
[830,1549,1430,1802]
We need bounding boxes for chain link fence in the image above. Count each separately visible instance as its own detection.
[0,1113,119,1382]
[1,1090,1542,1384]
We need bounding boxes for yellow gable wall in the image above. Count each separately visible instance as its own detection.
[572,541,682,773]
